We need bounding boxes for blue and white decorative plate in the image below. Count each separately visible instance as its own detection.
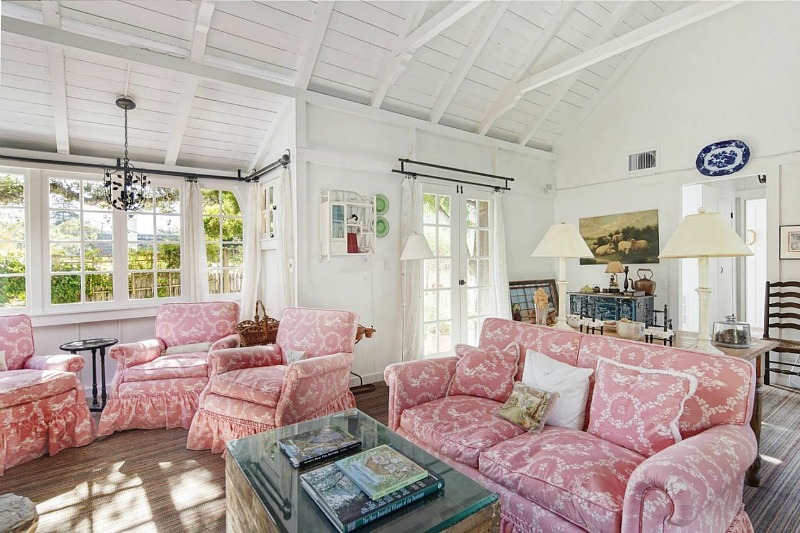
[695,140,750,176]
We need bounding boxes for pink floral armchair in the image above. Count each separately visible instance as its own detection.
[97,301,240,436]
[0,314,95,475]
[187,307,359,454]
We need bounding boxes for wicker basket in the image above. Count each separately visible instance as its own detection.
[236,301,279,346]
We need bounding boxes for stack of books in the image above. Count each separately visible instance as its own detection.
[278,425,362,468]
[300,444,444,532]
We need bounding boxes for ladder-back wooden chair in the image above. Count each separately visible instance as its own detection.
[763,281,800,385]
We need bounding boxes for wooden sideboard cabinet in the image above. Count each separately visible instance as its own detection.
[569,292,654,322]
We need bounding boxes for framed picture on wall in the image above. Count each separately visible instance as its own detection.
[779,225,800,259]
[509,280,558,324]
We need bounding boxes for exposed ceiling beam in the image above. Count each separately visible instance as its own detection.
[487,1,741,132]
[517,2,635,146]
[250,101,292,170]
[295,1,334,89]
[41,1,70,154]
[476,2,575,135]
[165,0,215,166]
[555,46,647,154]
[370,1,480,108]
[429,2,508,124]
[1,16,299,99]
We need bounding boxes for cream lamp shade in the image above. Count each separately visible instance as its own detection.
[532,223,593,330]
[401,233,434,261]
[659,207,753,354]
[604,261,624,274]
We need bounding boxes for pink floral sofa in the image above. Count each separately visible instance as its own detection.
[187,307,359,454]
[97,301,240,436]
[385,318,757,533]
[0,314,95,475]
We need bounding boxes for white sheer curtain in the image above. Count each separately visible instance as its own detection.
[491,190,511,319]
[238,183,262,321]
[182,179,206,302]
[278,166,295,309]
[401,178,424,361]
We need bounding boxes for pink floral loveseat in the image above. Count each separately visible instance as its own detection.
[385,318,757,533]
[0,314,95,475]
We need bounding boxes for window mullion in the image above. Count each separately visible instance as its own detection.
[113,208,128,303]
[30,170,49,313]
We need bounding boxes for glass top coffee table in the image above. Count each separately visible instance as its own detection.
[225,409,499,533]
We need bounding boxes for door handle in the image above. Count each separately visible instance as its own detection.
[458,279,466,286]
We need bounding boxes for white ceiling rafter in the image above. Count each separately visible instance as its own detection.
[41,0,70,154]
[516,2,636,146]
[165,0,215,166]
[295,1,335,90]
[250,101,291,171]
[370,1,480,109]
[487,1,741,132]
[476,2,575,136]
[555,46,648,154]
[429,1,509,124]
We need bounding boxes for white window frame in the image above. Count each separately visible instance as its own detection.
[0,168,30,312]
[201,185,244,299]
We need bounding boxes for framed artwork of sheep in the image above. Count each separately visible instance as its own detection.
[579,209,660,265]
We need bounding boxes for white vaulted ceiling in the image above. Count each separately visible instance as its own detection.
[0,0,737,173]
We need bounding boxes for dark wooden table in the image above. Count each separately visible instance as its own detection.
[60,337,118,412]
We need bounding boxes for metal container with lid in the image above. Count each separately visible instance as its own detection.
[712,315,751,348]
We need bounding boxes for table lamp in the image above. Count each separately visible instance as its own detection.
[400,233,434,360]
[531,223,594,330]
[605,261,624,291]
[659,208,753,354]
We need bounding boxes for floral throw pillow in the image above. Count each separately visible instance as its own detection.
[447,342,520,403]
[588,357,698,457]
[496,382,558,432]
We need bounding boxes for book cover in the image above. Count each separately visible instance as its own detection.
[279,425,361,467]
[300,462,444,532]
[334,444,429,500]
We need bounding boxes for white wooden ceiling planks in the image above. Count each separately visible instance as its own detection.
[0,0,738,170]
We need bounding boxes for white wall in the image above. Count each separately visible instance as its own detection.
[293,98,555,384]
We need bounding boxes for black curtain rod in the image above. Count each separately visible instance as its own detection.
[392,169,510,191]
[239,150,291,182]
[398,158,515,183]
[0,150,291,182]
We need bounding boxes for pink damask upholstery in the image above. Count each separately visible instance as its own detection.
[97,301,240,436]
[187,307,359,454]
[0,314,94,475]
[448,343,519,402]
[385,318,757,532]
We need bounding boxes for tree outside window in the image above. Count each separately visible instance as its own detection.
[0,173,26,307]
[203,189,243,295]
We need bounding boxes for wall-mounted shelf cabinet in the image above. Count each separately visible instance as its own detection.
[320,190,376,260]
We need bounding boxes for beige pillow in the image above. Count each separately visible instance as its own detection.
[0,350,6,371]
[164,342,212,356]
[496,382,558,432]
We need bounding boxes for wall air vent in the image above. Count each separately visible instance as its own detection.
[627,149,658,173]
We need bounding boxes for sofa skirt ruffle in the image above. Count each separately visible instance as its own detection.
[0,389,95,475]
[187,392,356,454]
[97,390,200,436]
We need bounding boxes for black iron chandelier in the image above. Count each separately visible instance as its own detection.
[104,96,149,211]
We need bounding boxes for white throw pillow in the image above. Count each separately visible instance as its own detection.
[0,350,6,371]
[286,349,308,364]
[521,349,594,430]
[164,342,213,356]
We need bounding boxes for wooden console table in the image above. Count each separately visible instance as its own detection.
[585,328,777,488]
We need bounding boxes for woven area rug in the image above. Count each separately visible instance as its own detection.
[1,382,797,532]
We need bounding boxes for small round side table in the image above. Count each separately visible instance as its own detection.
[60,337,118,412]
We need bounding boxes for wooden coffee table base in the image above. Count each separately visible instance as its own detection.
[226,453,500,533]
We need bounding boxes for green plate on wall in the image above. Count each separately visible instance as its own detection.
[375,194,389,215]
[376,217,389,238]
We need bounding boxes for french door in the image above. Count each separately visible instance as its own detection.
[421,184,494,357]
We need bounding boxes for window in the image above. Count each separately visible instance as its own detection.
[127,186,182,300]
[48,177,114,304]
[264,182,277,238]
[421,186,494,356]
[0,173,26,307]
[203,189,243,295]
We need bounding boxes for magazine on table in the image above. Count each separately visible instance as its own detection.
[334,444,430,500]
[278,425,361,468]
[300,462,444,532]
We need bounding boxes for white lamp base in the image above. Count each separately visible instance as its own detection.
[692,260,723,355]
[554,259,572,330]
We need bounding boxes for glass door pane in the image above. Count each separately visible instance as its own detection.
[422,191,456,357]
[464,197,491,346]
